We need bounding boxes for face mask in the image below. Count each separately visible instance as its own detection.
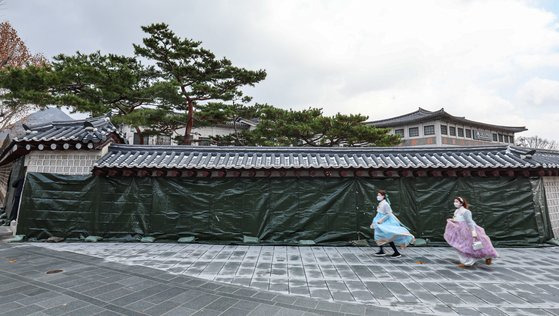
[453,202,461,208]
[377,195,384,201]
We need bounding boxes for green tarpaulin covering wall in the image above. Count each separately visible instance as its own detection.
[17,172,553,246]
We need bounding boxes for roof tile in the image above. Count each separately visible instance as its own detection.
[94,145,559,170]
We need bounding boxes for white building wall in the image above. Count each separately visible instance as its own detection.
[25,150,103,175]
[388,121,441,146]
[173,126,240,140]
[119,124,241,145]
[388,120,517,147]
[435,120,443,146]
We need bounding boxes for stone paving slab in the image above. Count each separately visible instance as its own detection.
[24,242,559,315]
[0,243,430,316]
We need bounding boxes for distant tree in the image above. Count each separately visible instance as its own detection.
[0,52,175,144]
[516,136,559,150]
[134,23,267,145]
[0,21,47,129]
[0,21,45,69]
[0,23,267,144]
[212,106,401,147]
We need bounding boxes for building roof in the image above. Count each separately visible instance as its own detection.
[367,108,527,133]
[0,116,125,166]
[13,116,119,143]
[2,108,73,139]
[94,144,559,171]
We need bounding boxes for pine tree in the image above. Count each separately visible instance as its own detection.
[134,23,267,144]
[212,106,401,147]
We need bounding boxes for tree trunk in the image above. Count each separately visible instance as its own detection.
[183,100,194,145]
[135,126,144,145]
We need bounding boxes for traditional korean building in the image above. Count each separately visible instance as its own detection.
[367,108,527,147]
[15,144,559,246]
[0,108,72,210]
[0,116,124,221]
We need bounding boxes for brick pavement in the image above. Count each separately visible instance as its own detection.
[0,243,416,316]
[4,242,559,315]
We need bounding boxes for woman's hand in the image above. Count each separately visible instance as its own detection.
[377,219,384,225]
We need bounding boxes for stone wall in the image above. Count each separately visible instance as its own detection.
[544,176,559,238]
[25,150,103,175]
[0,162,12,207]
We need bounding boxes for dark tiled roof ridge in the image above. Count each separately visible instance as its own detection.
[102,144,559,162]
[439,110,526,130]
[25,116,109,131]
[368,107,436,124]
[106,143,522,154]
[94,143,559,170]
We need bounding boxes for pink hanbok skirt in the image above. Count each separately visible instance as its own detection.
[444,219,498,259]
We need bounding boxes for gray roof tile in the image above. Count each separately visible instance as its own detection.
[0,116,125,166]
[94,145,559,170]
[14,117,120,144]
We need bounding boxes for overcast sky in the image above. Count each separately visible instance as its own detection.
[4,0,559,139]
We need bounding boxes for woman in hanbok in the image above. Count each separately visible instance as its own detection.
[444,196,498,268]
[372,190,415,258]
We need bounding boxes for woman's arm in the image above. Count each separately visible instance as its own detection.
[448,210,456,222]
[463,210,477,237]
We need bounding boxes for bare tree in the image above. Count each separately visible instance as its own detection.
[0,21,46,130]
[515,136,559,150]
[0,21,45,69]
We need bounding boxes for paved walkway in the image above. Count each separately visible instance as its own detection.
[27,243,559,315]
[1,243,385,316]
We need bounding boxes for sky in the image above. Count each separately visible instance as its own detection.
[4,0,559,140]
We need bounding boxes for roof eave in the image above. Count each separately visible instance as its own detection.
[369,112,527,133]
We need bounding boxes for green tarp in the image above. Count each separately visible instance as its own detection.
[17,172,553,246]
[4,157,26,220]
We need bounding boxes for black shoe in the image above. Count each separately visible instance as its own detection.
[391,253,402,258]
[374,251,386,256]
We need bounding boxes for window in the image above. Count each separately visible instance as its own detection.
[409,127,419,137]
[156,135,172,145]
[510,136,515,144]
[492,133,498,142]
[394,129,404,137]
[449,126,456,136]
[440,125,448,135]
[458,128,464,137]
[499,134,504,142]
[133,133,150,145]
[424,125,435,136]
[465,129,472,138]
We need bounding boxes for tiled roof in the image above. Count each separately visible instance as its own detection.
[14,117,120,143]
[0,116,124,166]
[94,144,559,170]
[367,108,527,133]
[3,108,72,139]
